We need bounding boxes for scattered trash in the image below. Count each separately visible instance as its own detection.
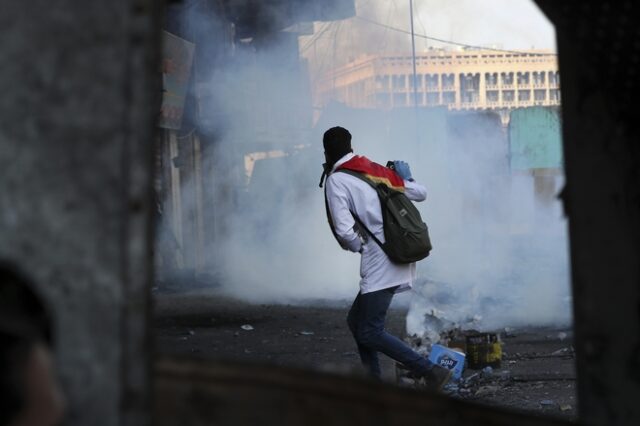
[241,324,254,331]
[463,372,480,385]
[503,327,516,338]
[399,377,415,386]
[540,399,556,406]
[299,331,315,336]
[428,344,466,380]
[482,366,494,376]
[188,329,195,336]
[551,347,570,356]
[443,382,460,394]
[560,404,572,412]
[475,385,499,397]
[558,332,568,341]
[467,333,502,369]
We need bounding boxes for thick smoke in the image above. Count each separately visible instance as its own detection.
[302,0,556,82]
[162,1,571,333]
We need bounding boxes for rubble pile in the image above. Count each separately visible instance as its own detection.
[396,324,577,419]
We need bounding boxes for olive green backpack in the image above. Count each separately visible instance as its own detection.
[328,169,432,263]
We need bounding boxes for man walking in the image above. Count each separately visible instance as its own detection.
[320,126,451,389]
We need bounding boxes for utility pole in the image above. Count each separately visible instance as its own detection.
[409,0,419,108]
[409,0,420,150]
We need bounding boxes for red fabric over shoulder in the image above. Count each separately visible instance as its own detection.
[336,156,405,191]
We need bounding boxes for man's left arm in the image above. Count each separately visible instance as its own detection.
[393,160,427,202]
[404,180,427,202]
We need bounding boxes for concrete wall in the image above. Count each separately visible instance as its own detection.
[0,2,159,425]
[535,1,640,425]
[155,358,574,426]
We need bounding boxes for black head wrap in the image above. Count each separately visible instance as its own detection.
[319,126,353,187]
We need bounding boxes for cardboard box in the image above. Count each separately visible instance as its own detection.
[428,344,466,380]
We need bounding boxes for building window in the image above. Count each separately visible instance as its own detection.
[532,72,546,85]
[426,92,439,106]
[392,75,406,90]
[442,91,455,105]
[486,90,499,102]
[462,91,479,103]
[408,74,423,89]
[503,90,515,102]
[426,74,439,90]
[485,72,498,86]
[534,89,547,101]
[442,73,455,89]
[460,73,480,91]
[501,72,514,86]
[517,72,530,86]
[550,89,560,101]
[518,90,531,102]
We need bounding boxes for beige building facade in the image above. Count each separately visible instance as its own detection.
[316,49,560,111]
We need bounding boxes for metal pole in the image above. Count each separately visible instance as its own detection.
[409,0,420,151]
[409,0,418,108]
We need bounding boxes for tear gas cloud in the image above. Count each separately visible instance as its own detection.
[161,0,571,334]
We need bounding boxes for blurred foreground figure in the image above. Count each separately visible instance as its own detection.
[319,126,451,389]
[0,262,65,426]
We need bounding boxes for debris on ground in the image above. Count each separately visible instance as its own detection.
[241,324,254,331]
[155,294,576,420]
[299,331,315,336]
[396,324,576,420]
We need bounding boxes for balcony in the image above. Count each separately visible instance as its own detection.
[460,101,481,110]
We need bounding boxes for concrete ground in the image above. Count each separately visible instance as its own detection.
[154,290,577,422]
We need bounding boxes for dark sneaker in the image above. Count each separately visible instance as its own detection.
[424,365,453,391]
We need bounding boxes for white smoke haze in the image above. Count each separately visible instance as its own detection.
[301,0,556,81]
[162,0,571,334]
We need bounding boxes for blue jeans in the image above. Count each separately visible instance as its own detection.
[347,286,434,378]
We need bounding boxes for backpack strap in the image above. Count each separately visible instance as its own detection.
[332,169,386,250]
